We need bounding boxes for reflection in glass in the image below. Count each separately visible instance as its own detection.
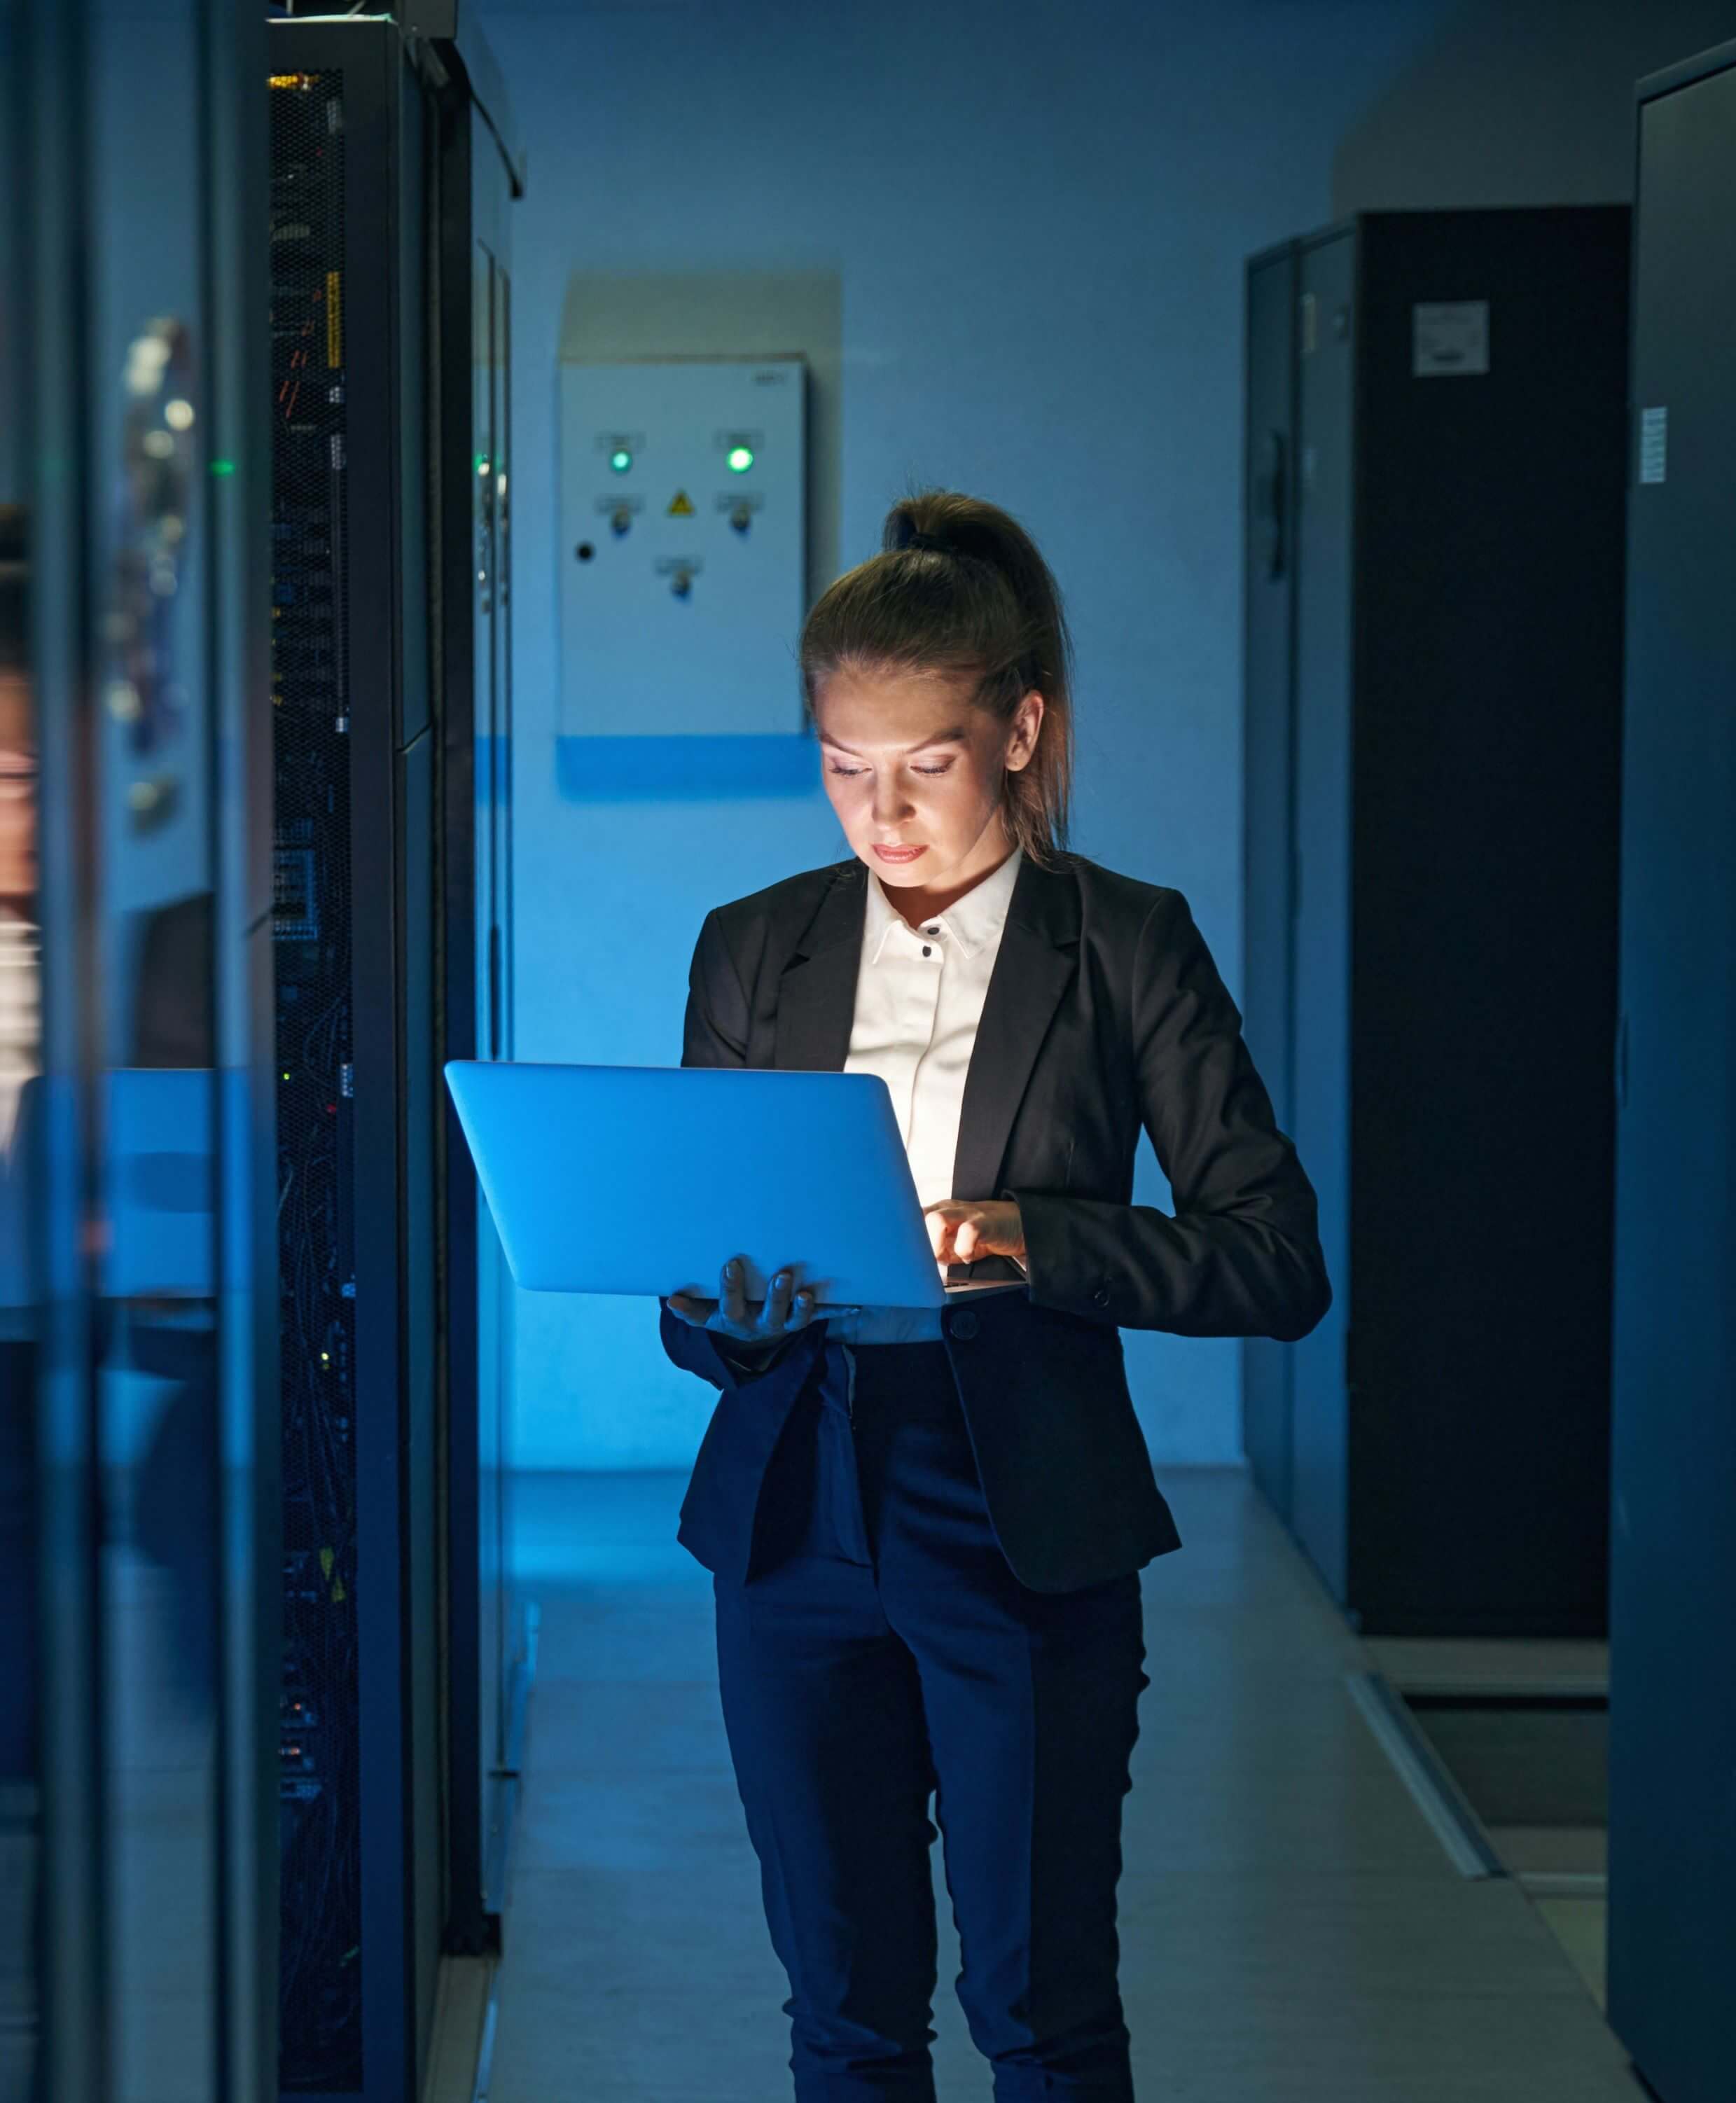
[92,8,218,2092]
[0,497,41,2103]
[3,1,275,2092]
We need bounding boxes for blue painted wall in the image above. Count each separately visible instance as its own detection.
[480,0,1716,1471]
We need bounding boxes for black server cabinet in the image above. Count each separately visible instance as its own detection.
[268,19,514,2097]
[1241,209,1629,1635]
[1241,245,1299,1520]
[1605,45,1736,2103]
[268,36,431,2097]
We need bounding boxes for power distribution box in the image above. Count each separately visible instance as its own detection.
[559,356,807,737]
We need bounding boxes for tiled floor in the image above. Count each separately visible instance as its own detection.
[491,1466,1648,2102]
[1363,1634,1613,2014]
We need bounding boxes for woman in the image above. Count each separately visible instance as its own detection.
[659,490,1331,2102]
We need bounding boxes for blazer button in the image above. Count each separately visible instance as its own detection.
[1092,1286,1111,1307]
[947,1307,980,1340]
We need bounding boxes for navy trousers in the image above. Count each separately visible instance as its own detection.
[712,1338,1150,2101]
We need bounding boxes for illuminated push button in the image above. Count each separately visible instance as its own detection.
[609,447,633,473]
[726,445,754,473]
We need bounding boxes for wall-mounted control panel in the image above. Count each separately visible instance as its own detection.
[559,355,807,736]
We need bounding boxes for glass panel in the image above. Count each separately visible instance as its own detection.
[495,265,514,1067]
[472,240,501,1843]
[0,535,38,2103]
[90,3,221,2092]
[1,5,271,2092]
[0,0,42,2079]
[494,258,519,1789]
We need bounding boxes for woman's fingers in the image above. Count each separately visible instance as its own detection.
[688,1261,832,1340]
[921,1200,1025,1268]
[758,1267,822,1335]
[666,1292,718,1325]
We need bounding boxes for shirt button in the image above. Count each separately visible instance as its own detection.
[1092,1286,1111,1307]
[947,1307,979,1340]
[922,945,931,957]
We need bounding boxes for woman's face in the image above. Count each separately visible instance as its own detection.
[813,665,1041,891]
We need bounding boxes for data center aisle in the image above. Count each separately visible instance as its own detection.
[490,1469,1646,2102]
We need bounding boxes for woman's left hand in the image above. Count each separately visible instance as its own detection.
[922,1198,1025,1268]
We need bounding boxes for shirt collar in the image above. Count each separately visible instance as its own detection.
[863,844,1024,966]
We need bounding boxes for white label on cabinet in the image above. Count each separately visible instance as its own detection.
[1412,300,1490,377]
[1639,406,1667,485]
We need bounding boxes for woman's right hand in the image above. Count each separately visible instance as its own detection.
[665,1256,858,1349]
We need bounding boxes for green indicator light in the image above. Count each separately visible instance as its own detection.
[209,458,235,476]
[609,448,633,473]
[726,445,754,474]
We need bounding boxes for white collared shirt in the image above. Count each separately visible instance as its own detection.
[827,844,1027,1347]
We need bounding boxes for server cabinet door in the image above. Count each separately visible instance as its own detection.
[1350,209,1624,1636]
[90,4,227,2081]
[1241,245,1298,1517]
[6,4,277,2099]
[1606,58,1736,2103]
[431,64,520,1959]
[474,240,518,1906]
[1288,230,1356,1609]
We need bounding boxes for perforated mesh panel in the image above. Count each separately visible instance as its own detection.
[270,67,362,2090]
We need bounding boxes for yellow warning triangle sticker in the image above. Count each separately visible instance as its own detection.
[667,489,695,517]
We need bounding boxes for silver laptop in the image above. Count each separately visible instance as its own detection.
[444,1060,1019,1310]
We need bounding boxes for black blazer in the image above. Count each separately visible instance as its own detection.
[658,847,1331,1593]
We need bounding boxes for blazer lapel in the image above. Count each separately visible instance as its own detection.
[769,849,1081,1205]
[950,852,1080,1202]
[772,860,867,1072]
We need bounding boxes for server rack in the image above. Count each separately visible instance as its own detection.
[268,41,421,2093]
[1240,208,1629,1636]
[267,18,518,2097]
[1605,43,1736,2103]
